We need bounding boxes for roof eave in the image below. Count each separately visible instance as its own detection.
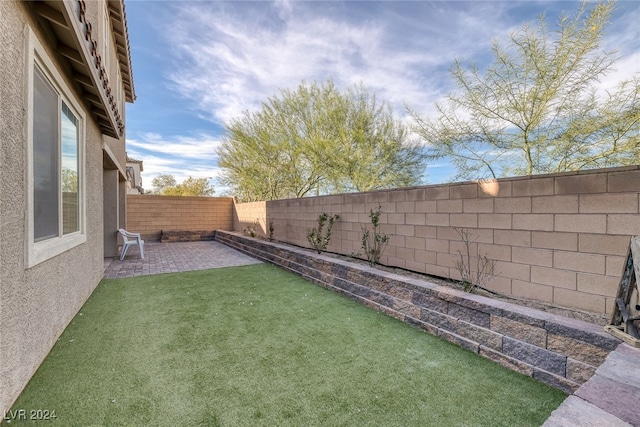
[108,0,136,103]
[34,0,124,138]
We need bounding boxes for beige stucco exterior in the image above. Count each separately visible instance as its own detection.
[126,156,144,194]
[0,0,134,415]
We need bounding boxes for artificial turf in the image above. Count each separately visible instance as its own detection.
[5,263,566,426]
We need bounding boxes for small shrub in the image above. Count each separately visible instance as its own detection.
[361,205,389,266]
[454,227,497,293]
[307,213,340,254]
[244,219,260,238]
[268,219,275,241]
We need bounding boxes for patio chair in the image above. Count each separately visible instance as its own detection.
[118,229,145,260]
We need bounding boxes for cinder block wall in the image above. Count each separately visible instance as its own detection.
[127,195,234,241]
[233,166,640,315]
[233,200,267,235]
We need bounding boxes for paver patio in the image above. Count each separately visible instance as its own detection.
[103,240,262,278]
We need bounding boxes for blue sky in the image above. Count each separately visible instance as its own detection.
[124,0,640,195]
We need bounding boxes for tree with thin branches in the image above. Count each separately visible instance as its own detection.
[410,0,639,180]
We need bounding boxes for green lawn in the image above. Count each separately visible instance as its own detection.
[6,264,566,426]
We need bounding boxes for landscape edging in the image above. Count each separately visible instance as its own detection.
[215,230,621,393]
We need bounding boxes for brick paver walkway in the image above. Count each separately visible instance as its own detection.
[543,342,640,427]
[103,240,262,279]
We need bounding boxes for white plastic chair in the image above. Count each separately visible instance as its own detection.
[118,229,145,260]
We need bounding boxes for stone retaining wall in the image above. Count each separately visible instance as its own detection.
[216,230,621,393]
[160,230,216,243]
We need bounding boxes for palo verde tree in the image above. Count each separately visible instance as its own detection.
[218,80,426,201]
[410,0,639,180]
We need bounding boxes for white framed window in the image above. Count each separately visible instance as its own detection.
[26,27,86,268]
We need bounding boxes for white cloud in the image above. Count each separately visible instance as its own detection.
[163,0,639,124]
[126,132,222,191]
[163,1,529,123]
[127,132,221,159]
[131,0,638,188]
[273,0,292,22]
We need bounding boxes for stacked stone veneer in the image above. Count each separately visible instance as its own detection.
[160,230,216,243]
[216,230,621,393]
[234,166,640,316]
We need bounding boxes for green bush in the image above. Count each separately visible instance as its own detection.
[307,213,340,254]
[361,205,389,266]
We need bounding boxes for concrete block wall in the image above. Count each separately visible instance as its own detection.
[216,231,621,393]
[126,195,234,241]
[233,200,268,236]
[233,166,640,316]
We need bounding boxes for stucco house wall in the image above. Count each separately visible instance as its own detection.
[0,0,134,415]
[126,157,144,194]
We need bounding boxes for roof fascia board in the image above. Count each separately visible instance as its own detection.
[60,0,122,138]
[107,0,136,102]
